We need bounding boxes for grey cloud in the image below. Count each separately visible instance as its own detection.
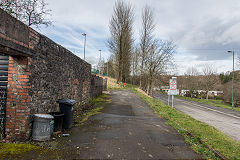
[40,0,240,73]
[85,56,99,66]
[174,16,240,61]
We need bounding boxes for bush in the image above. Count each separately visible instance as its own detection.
[214,95,224,100]
[199,92,206,99]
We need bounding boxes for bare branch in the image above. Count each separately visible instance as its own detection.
[0,0,52,28]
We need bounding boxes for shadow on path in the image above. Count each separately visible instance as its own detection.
[18,90,202,160]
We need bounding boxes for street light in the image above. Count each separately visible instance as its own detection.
[98,50,102,74]
[228,50,234,110]
[82,33,86,60]
[107,61,109,76]
[99,50,102,62]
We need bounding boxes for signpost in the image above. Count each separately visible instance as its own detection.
[168,77,178,108]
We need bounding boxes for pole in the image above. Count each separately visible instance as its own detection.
[107,62,109,76]
[99,50,101,74]
[84,35,86,60]
[168,95,170,105]
[172,95,174,108]
[82,33,86,60]
[232,51,234,110]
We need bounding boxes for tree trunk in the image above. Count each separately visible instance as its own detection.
[139,68,143,89]
[139,79,142,89]
[139,57,144,89]
[147,72,153,96]
[146,82,150,95]
[117,37,123,83]
[149,77,153,96]
[206,91,209,101]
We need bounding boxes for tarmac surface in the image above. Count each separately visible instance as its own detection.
[153,92,240,141]
[64,90,201,159]
[17,90,202,160]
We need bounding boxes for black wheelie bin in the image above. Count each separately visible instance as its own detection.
[56,99,76,129]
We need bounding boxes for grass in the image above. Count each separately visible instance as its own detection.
[76,107,103,125]
[104,76,122,90]
[132,88,240,160]
[0,143,40,158]
[100,75,137,90]
[176,95,240,112]
[74,93,111,126]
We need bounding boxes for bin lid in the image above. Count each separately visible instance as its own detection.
[34,114,54,119]
[56,99,76,105]
[48,112,64,116]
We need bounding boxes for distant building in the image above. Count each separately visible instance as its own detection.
[208,91,224,97]
[180,90,189,96]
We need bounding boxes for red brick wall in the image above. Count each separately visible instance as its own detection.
[5,56,32,141]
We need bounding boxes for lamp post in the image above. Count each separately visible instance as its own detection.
[98,50,101,74]
[99,50,101,61]
[228,50,234,110]
[82,33,86,60]
[107,61,109,76]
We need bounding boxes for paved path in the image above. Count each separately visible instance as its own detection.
[65,90,201,159]
[153,92,240,141]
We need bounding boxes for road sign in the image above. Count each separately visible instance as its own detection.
[168,89,178,95]
[169,78,177,89]
[168,77,178,108]
[168,77,178,96]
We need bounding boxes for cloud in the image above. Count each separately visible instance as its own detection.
[85,56,99,66]
[35,0,240,74]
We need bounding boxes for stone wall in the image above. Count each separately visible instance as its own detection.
[28,33,91,114]
[91,75,103,98]
[103,78,107,91]
[0,9,105,141]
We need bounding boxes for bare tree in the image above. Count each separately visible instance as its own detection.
[105,55,117,78]
[145,39,175,96]
[0,0,21,18]
[139,5,155,89]
[21,0,52,27]
[186,66,199,76]
[131,46,140,85]
[184,66,200,97]
[202,64,218,101]
[98,57,105,74]
[137,5,175,95]
[108,0,134,83]
[0,0,52,27]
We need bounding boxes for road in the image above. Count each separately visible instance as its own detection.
[153,92,240,141]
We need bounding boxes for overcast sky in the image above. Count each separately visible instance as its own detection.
[38,0,240,75]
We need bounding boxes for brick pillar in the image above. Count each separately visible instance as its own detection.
[5,56,32,141]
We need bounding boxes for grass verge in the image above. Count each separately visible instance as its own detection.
[105,76,122,90]
[176,95,240,112]
[74,93,111,126]
[0,143,40,158]
[132,88,240,160]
